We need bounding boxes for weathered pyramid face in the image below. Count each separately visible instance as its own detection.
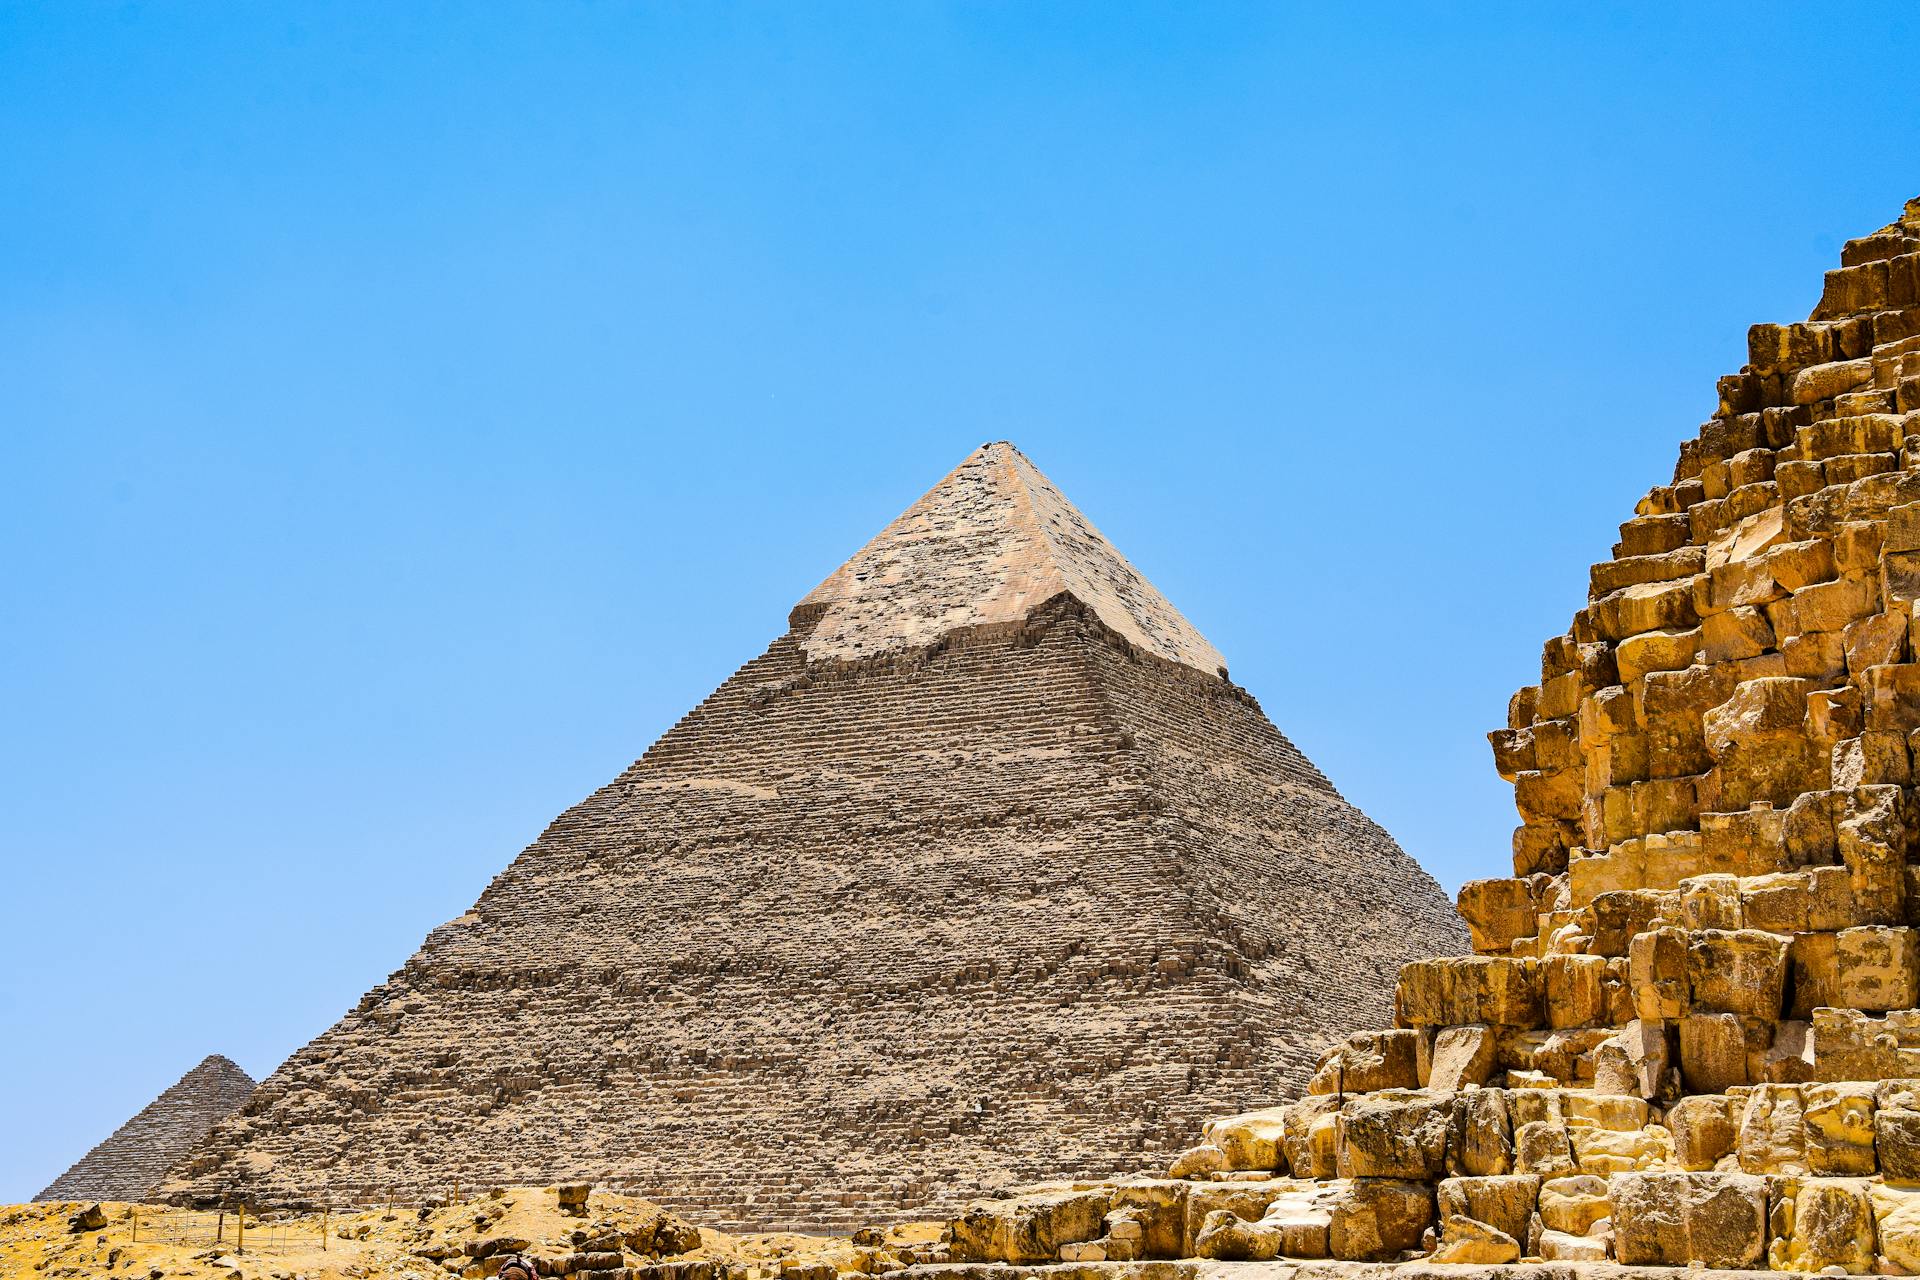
[162,442,1463,1230]
[38,1054,254,1204]
[934,200,1920,1275]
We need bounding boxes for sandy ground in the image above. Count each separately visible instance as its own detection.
[4,1187,943,1280]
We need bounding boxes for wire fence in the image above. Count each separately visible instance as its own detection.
[126,1204,342,1255]
[121,1193,459,1257]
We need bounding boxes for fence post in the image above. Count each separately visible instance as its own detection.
[236,1201,245,1256]
[215,1208,224,1244]
[130,1204,137,1244]
[322,1205,329,1251]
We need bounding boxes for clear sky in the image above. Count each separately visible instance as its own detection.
[4,2,1919,1202]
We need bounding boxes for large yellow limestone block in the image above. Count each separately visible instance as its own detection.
[1192,1209,1281,1261]
[1874,1183,1920,1272]
[1280,1096,1341,1180]
[1436,1174,1538,1245]
[1426,1025,1497,1091]
[1429,1213,1520,1264]
[1394,957,1542,1029]
[1181,1181,1295,1256]
[1201,1107,1289,1173]
[1537,1174,1612,1236]
[1877,1082,1920,1182]
[1668,1093,1738,1170]
[1307,1029,1423,1095]
[1835,924,1920,1010]
[1737,1084,1809,1175]
[1611,1172,1768,1270]
[1259,1187,1332,1260]
[949,1188,1106,1264]
[1804,1081,1878,1175]
[1334,1093,1449,1181]
[1687,928,1789,1017]
[1447,1089,1513,1177]
[1769,1177,1876,1275]
[1106,1183,1186,1260]
[1326,1179,1433,1262]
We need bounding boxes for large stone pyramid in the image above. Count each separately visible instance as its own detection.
[163,442,1464,1229]
[936,201,1920,1275]
[38,1054,254,1203]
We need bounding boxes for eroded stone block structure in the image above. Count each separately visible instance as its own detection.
[38,1054,255,1204]
[939,198,1920,1276]
[162,442,1463,1229]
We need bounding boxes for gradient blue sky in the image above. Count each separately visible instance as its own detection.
[5,2,1919,1201]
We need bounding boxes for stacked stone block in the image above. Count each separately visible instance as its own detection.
[941,198,1920,1275]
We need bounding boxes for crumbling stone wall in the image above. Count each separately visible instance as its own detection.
[38,1055,254,1203]
[944,198,1920,1275]
[162,445,1463,1231]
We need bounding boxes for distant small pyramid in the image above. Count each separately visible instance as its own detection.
[167,443,1463,1228]
[38,1055,254,1203]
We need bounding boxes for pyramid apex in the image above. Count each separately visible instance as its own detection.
[795,445,1226,675]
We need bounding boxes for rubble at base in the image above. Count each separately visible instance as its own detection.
[910,1263,1788,1280]
[924,199,1920,1278]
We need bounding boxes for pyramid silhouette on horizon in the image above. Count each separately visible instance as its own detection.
[39,1054,254,1203]
[165,442,1465,1229]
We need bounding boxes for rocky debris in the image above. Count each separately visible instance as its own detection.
[931,195,1920,1275]
[163,442,1463,1231]
[65,1203,107,1233]
[5,1188,920,1280]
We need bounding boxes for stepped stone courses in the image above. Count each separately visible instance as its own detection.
[936,199,1920,1276]
[162,442,1464,1230]
[37,1054,255,1203]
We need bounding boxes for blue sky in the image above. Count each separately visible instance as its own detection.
[4,2,1918,1201]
